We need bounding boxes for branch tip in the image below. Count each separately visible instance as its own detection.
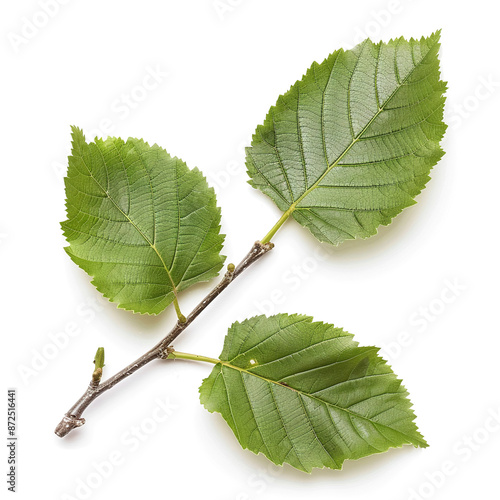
[54,415,86,438]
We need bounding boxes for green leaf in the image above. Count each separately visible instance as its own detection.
[199,314,426,472]
[62,127,225,315]
[247,32,446,245]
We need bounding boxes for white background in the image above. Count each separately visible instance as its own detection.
[1,1,499,499]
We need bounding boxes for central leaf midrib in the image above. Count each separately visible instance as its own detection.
[76,149,179,297]
[218,359,413,441]
[288,40,436,215]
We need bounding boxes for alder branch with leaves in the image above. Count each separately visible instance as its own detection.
[55,31,446,473]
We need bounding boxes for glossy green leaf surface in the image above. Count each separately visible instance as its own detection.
[247,32,446,245]
[200,314,426,472]
[62,127,225,314]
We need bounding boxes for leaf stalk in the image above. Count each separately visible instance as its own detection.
[261,206,295,244]
[168,351,219,365]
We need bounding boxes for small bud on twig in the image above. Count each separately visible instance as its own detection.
[92,347,105,385]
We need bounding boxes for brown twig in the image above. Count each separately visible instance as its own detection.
[54,241,273,438]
